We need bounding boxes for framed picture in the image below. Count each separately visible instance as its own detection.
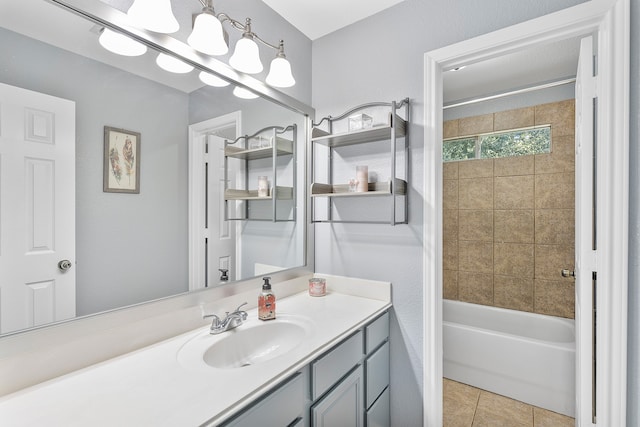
[103,126,141,193]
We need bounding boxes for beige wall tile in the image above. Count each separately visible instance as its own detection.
[535,134,575,174]
[535,173,575,209]
[443,209,459,241]
[443,239,458,271]
[458,241,493,273]
[443,161,459,180]
[533,407,574,427]
[459,210,493,242]
[444,179,459,210]
[443,120,459,139]
[534,279,575,318]
[535,244,574,280]
[459,114,494,136]
[472,391,533,427]
[535,99,575,137]
[459,178,493,210]
[494,175,534,209]
[494,106,535,131]
[443,270,459,300]
[459,241,493,273]
[444,379,479,427]
[459,158,494,179]
[494,210,534,243]
[535,209,575,245]
[458,272,493,306]
[494,155,534,177]
[494,275,533,312]
[494,243,534,277]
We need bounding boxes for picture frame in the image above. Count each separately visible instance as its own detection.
[103,126,141,194]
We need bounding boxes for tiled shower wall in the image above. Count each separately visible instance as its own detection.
[442,99,576,319]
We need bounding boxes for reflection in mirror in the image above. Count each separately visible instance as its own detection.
[0,0,308,336]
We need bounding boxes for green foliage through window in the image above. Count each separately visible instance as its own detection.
[443,126,551,162]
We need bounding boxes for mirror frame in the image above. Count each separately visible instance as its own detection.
[422,0,629,425]
[0,0,314,393]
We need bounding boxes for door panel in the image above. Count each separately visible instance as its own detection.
[0,82,75,334]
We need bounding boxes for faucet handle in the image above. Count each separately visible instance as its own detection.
[234,302,248,320]
[234,302,248,312]
[203,313,221,328]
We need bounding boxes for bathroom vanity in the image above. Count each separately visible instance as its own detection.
[0,275,391,426]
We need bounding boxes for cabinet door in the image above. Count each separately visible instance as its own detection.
[311,365,364,427]
[366,341,390,409]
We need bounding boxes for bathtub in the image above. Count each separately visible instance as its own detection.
[443,300,575,417]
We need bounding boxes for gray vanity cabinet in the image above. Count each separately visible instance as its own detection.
[218,310,390,427]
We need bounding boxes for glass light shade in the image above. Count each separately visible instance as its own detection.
[198,71,230,87]
[266,56,295,88]
[187,12,228,56]
[156,53,194,74]
[229,37,263,74]
[98,29,147,57]
[233,87,259,99]
[127,0,179,34]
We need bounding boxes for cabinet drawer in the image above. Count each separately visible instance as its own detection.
[365,312,389,354]
[366,386,390,427]
[222,372,304,427]
[366,341,390,409]
[311,330,363,400]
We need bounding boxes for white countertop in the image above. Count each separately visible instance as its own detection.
[0,282,390,426]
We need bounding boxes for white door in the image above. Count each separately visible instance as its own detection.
[207,134,236,285]
[574,35,597,425]
[0,82,76,334]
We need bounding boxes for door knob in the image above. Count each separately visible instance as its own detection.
[58,260,72,271]
[561,269,575,278]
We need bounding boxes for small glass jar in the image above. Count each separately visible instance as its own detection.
[258,176,269,197]
[308,277,326,297]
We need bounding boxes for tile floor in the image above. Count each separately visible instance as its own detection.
[443,378,575,427]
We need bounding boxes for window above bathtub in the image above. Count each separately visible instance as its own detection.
[443,125,551,162]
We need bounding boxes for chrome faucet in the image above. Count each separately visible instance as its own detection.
[203,302,248,334]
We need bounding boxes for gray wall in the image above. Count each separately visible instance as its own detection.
[0,27,190,316]
[311,0,586,424]
[628,0,639,424]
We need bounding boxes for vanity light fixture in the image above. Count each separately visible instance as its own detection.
[156,53,195,73]
[127,0,179,34]
[188,0,296,87]
[232,86,259,99]
[98,28,147,56]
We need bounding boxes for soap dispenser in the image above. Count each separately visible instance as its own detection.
[258,276,276,321]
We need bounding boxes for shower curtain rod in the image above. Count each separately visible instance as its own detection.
[443,76,577,110]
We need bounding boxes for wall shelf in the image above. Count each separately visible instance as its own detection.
[310,99,410,225]
[224,125,296,221]
[310,179,407,198]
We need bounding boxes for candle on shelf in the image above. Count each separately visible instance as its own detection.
[356,166,368,192]
[258,176,269,197]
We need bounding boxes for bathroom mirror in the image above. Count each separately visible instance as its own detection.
[0,0,312,335]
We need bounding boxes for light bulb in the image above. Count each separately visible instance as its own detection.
[187,11,228,56]
[229,36,263,74]
[127,0,179,34]
[266,56,295,88]
[156,53,194,74]
[98,28,147,57]
[199,71,230,87]
[233,87,259,99]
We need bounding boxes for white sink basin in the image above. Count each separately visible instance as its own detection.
[177,315,314,370]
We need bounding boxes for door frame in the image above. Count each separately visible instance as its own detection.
[188,111,242,291]
[422,0,629,425]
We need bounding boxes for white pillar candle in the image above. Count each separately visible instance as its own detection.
[258,176,269,197]
[356,166,368,192]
